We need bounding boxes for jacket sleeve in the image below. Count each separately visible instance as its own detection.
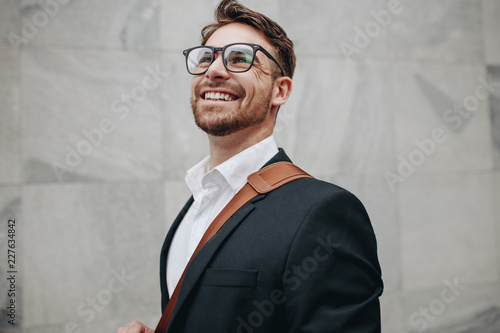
[283,188,383,333]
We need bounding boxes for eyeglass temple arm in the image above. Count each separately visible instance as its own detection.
[254,46,284,76]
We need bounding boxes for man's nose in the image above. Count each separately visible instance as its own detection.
[205,52,230,80]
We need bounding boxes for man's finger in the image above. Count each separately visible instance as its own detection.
[117,320,153,333]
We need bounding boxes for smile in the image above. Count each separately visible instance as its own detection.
[203,91,238,101]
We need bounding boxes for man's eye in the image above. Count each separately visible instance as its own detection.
[199,56,212,64]
[234,56,250,63]
[228,54,251,64]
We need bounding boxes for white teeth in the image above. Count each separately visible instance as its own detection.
[204,92,234,101]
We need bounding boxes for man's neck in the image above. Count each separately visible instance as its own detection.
[207,127,273,170]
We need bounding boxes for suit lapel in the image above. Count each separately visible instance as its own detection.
[160,196,194,309]
[165,148,293,330]
[167,194,266,331]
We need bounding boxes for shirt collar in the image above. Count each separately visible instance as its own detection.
[185,135,279,196]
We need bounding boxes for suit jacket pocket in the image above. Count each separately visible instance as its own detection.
[200,268,258,288]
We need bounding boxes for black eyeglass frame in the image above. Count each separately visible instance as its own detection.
[183,42,285,76]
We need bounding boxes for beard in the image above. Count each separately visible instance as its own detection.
[191,82,273,137]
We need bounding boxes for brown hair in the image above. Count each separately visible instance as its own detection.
[200,0,296,78]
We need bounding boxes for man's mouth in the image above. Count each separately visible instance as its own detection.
[202,91,238,101]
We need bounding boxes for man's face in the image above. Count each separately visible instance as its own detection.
[190,23,279,137]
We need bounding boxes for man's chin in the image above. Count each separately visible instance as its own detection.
[191,97,269,137]
[195,120,241,137]
[192,104,241,136]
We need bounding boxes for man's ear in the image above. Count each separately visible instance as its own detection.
[271,76,293,107]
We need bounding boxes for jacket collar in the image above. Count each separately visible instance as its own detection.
[262,148,292,167]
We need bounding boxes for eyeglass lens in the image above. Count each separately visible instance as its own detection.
[186,44,255,74]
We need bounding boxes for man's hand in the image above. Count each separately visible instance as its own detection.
[117,320,154,333]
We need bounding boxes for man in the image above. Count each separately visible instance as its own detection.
[119,0,383,332]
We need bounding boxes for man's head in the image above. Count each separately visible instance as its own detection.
[201,0,296,79]
[187,0,295,138]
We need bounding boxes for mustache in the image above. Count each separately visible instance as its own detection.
[194,81,246,98]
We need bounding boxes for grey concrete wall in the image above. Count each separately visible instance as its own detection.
[0,0,499,332]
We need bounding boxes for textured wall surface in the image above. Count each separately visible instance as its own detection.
[0,0,499,332]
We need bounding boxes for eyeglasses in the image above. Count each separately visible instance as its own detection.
[183,42,285,76]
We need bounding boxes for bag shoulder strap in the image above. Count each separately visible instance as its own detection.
[155,161,311,333]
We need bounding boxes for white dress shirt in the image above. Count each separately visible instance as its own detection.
[166,135,279,296]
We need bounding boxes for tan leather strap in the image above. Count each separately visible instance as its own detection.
[154,162,311,333]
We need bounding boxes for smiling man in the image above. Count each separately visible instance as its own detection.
[118,1,383,333]
[188,21,293,168]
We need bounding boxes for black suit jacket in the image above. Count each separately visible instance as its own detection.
[159,149,383,332]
